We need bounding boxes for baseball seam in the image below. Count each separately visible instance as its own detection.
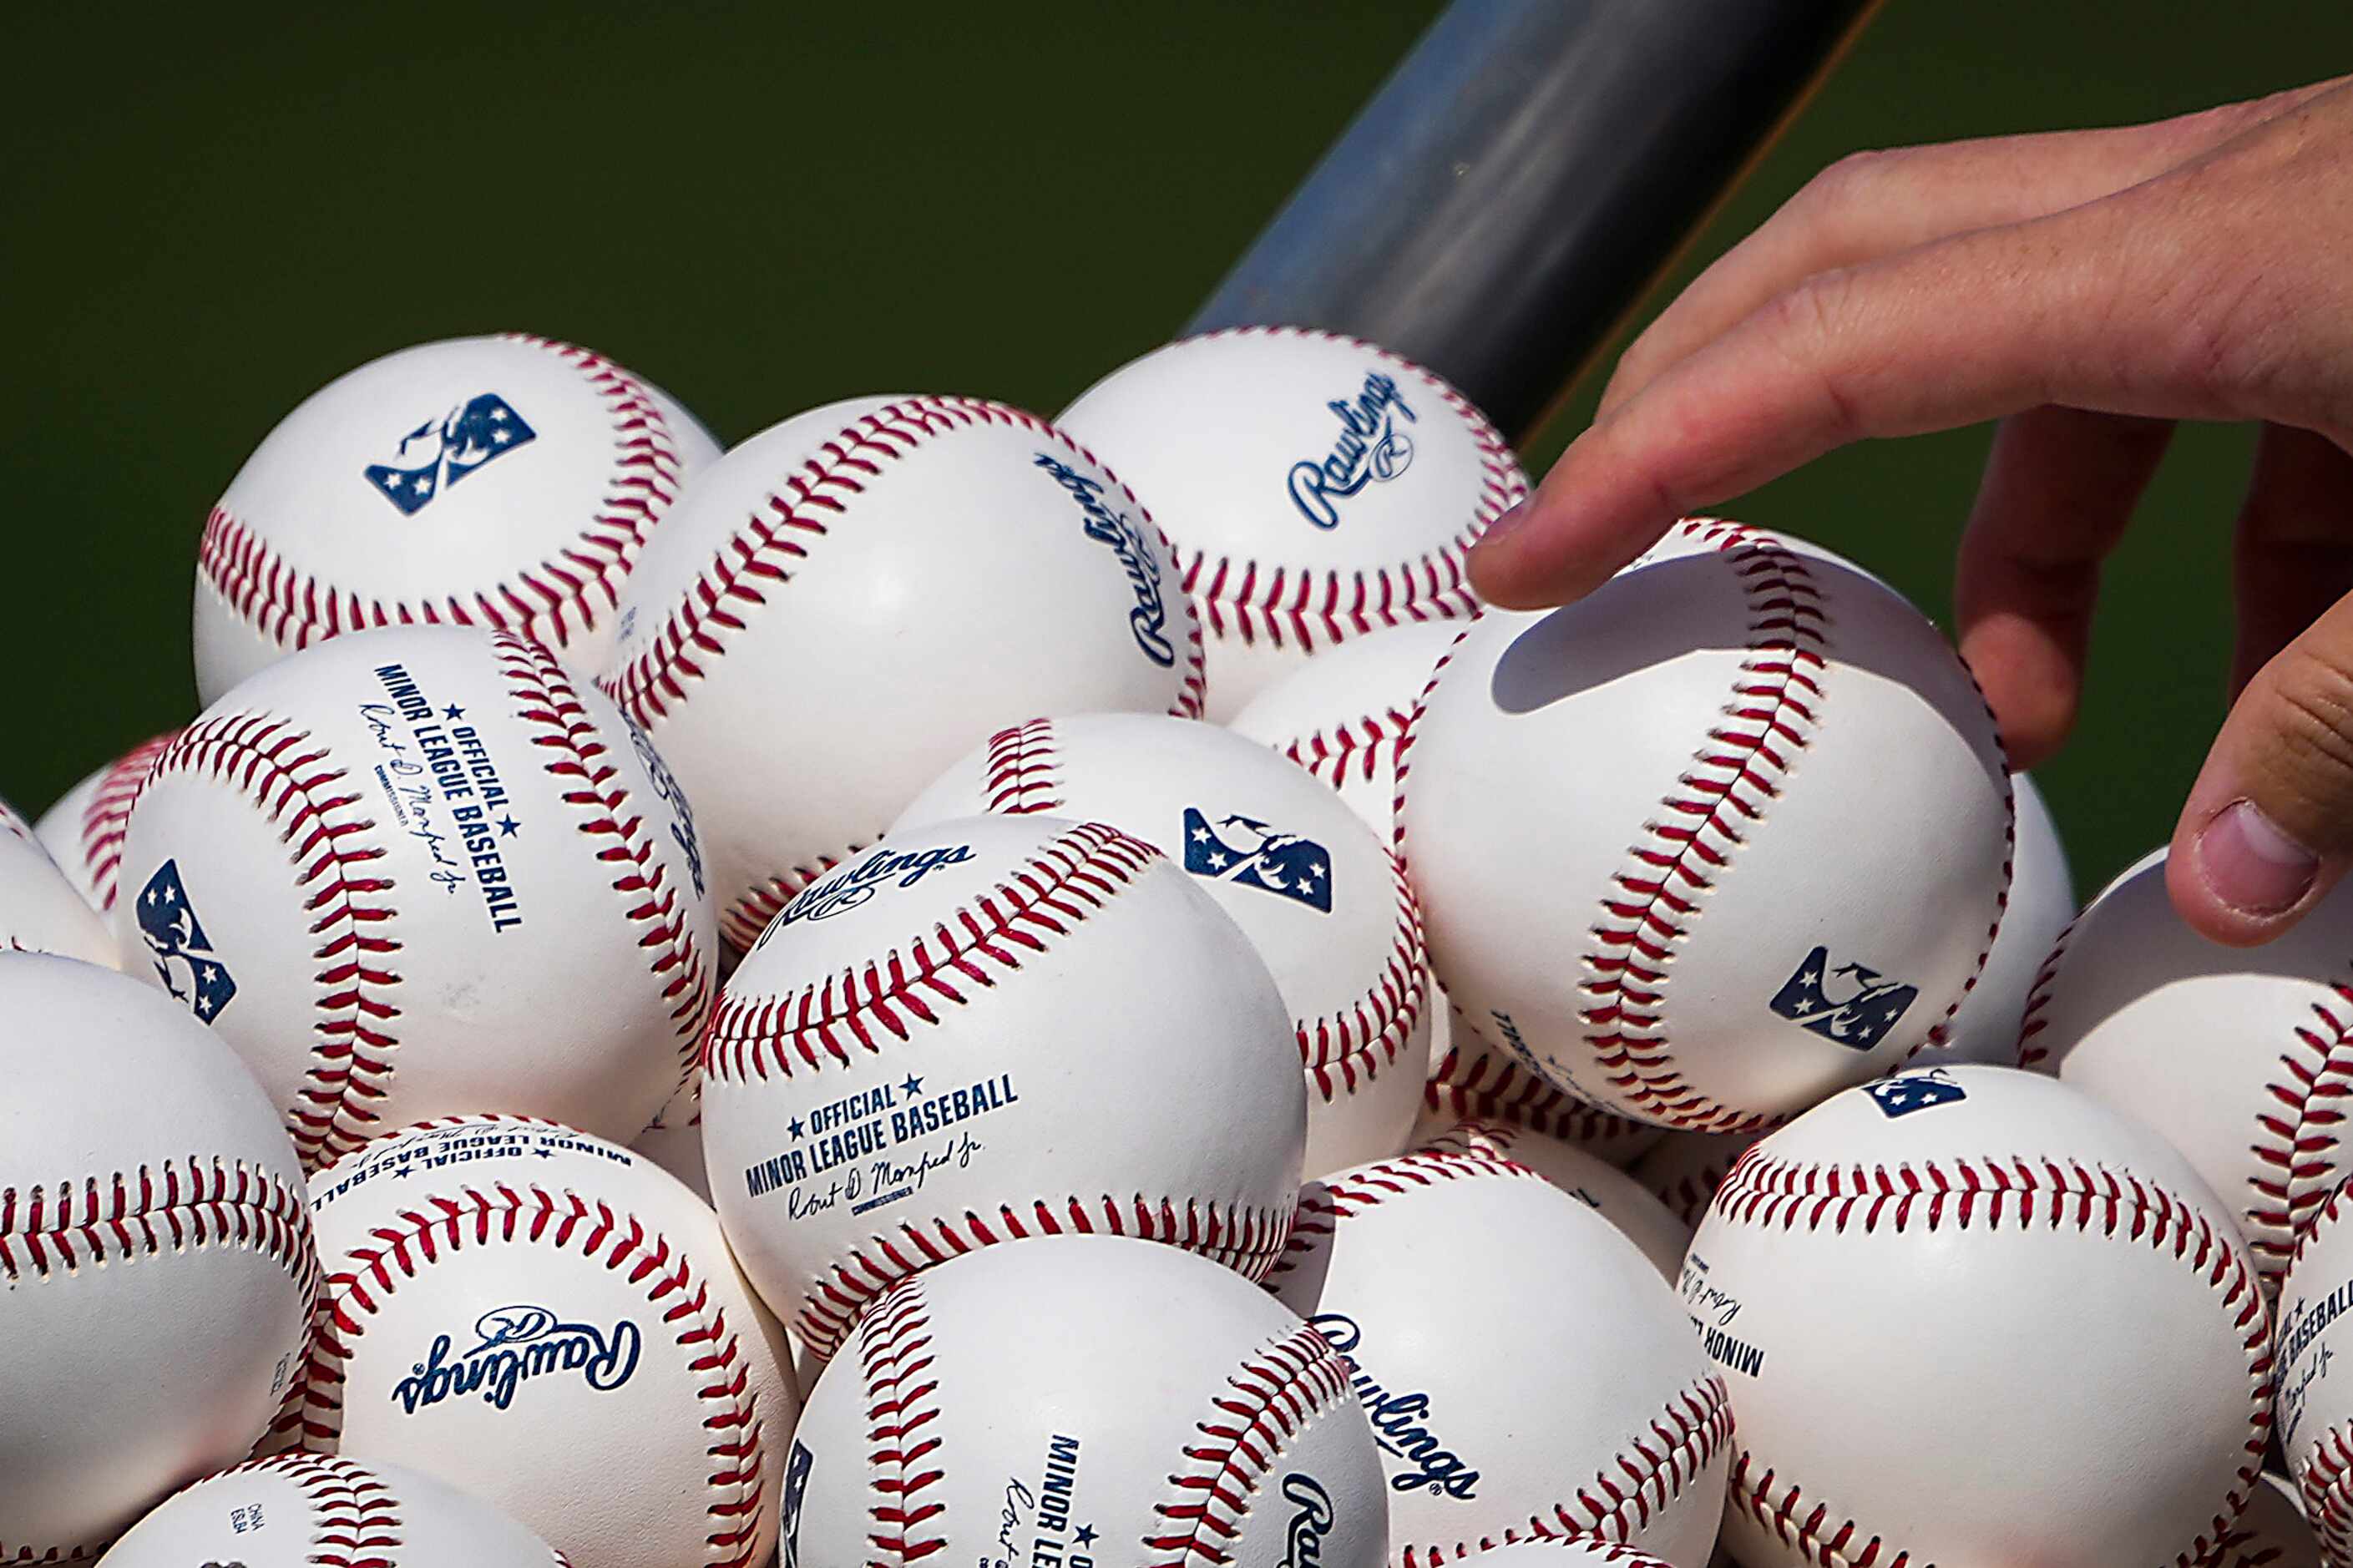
[857,1279,947,1567]
[495,634,714,1090]
[2300,1424,2353,1562]
[1145,1321,1359,1567]
[1263,1146,1541,1290]
[289,1182,769,1567]
[1421,1035,1658,1154]
[272,1454,406,1568]
[0,1155,315,1283]
[73,731,176,914]
[145,713,404,1170]
[1713,1150,2273,1568]
[1172,325,1526,654]
[198,335,681,661]
[971,719,1430,1100]
[1278,702,1416,792]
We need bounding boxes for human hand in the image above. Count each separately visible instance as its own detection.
[1468,77,2353,947]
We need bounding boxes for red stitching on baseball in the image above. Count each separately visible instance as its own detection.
[0,1155,316,1283]
[1422,1037,1657,1152]
[198,336,681,662]
[969,718,1429,1102]
[720,849,856,955]
[240,1454,406,1568]
[494,634,714,1090]
[857,1278,948,1566]
[700,822,1159,1084]
[1172,326,1525,654]
[73,731,175,914]
[1144,1321,1359,1567]
[2011,905,2080,1071]
[146,714,403,1170]
[1715,1148,2272,1568]
[1393,1374,1732,1567]
[797,1191,1293,1364]
[1280,702,1416,791]
[1261,1147,1542,1292]
[286,1181,769,1568]
[2302,1424,2353,1562]
[1400,1542,1673,1568]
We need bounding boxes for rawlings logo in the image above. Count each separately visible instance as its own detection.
[1288,371,1416,530]
[365,392,536,515]
[134,858,238,1023]
[1865,1069,1968,1119]
[626,721,705,899]
[391,1303,640,1414]
[1310,1313,1478,1498]
[1034,453,1177,668]
[767,842,977,935]
[1279,1474,1337,1568]
[1769,944,1919,1051]
[1182,808,1331,913]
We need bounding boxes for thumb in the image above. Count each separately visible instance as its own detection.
[2168,589,2353,944]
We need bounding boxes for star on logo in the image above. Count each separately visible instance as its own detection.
[531,1146,555,1159]
[393,1165,416,1179]
[902,1074,924,1097]
[443,704,466,720]
[1075,1525,1098,1548]
[498,817,520,837]
[787,1116,806,1141]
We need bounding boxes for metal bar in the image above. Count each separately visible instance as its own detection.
[1187,0,1880,442]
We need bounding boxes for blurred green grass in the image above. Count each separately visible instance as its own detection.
[3,3,2344,897]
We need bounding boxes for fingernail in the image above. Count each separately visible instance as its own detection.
[2195,799,2318,915]
[1477,500,1531,549]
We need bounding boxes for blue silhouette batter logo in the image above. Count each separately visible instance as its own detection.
[134,859,238,1024]
[365,392,536,514]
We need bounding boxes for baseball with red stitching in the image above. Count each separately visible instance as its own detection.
[0,795,30,840]
[2219,1472,2322,1567]
[0,953,318,1561]
[698,812,1306,1360]
[96,1452,569,1567]
[892,711,1429,1177]
[1916,771,2075,1068]
[2276,1176,2353,1563]
[33,730,180,923]
[787,1232,1391,1568]
[2022,846,2353,1295]
[1413,1118,1692,1282]
[194,335,721,706]
[598,394,1205,953]
[1419,1545,1679,1566]
[1232,619,1465,840]
[633,1076,712,1204]
[1419,1004,1664,1167]
[1627,1130,1761,1233]
[1055,326,1528,720]
[0,825,119,967]
[1398,519,2013,1132]
[115,624,717,1172]
[1691,1064,2270,1565]
[287,1115,797,1568]
[1263,1147,1728,1566]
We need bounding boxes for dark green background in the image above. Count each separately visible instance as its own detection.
[5,3,2345,896]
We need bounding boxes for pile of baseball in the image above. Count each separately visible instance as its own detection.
[4,331,2343,1568]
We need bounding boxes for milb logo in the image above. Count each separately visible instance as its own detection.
[1769,945,1917,1052]
[364,392,536,515]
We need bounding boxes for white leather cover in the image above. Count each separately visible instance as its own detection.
[893,711,1429,1178]
[0,827,118,967]
[293,1115,797,1568]
[601,395,1203,950]
[1919,772,2074,1066]
[117,624,716,1171]
[32,731,177,922]
[98,1454,565,1567]
[1057,326,1527,718]
[789,1233,1389,1568]
[1266,1148,1728,1565]
[1399,521,2011,1130]
[0,953,316,1560]
[699,813,1304,1359]
[2027,845,2353,1295]
[1414,1117,1693,1282]
[1693,1065,2267,1566]
[1420,1003,1664,1166]
[195,335,720,704]
[631,1076,711,1204]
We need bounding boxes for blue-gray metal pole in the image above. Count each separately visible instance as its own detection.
[1189,0,1877,441]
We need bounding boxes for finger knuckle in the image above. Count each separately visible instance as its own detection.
[1798,148,1901,215]
[2254,639,2353,818]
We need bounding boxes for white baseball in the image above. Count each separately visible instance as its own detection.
[789,1232,1390,1568]
[97,1453,565,1567]
[893,712,1428,1177]
[699,813,1305,1358]
[1399,519,2011,1131]
[1421,1004,1664,1167]
[2280,1181,2353,1564]
[601,395,1203,950]
[2023,846,2353,1292]
[1057,326,1527,718]
[0,953,316,1560]
[1230,618,1465,837]
[195,335,720,705]
[1265,1148,1728,1565]
[1414,1118,1692,1282]
[287,1115,797,1568]
[33,731,177,920]
[1629,1131,1760,1232]
[1433,1547,1680,1567]
[1692,1064,2268,1566]
[1,826,117,968]
[117,625,716,1171]
[1,795,33,839]
[1916,771,2074,1067]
